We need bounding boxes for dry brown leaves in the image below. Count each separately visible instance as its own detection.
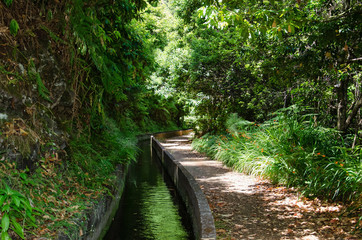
[206,182,361,240]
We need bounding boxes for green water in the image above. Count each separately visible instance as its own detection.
[104,140,193,240]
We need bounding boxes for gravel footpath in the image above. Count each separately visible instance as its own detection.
[160,133,361,240]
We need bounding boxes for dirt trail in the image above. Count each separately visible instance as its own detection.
[160,134,360,240]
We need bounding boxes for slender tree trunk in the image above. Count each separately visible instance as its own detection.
[352,118,361,149]
[345,97,362,129]
[337,78,348,132]
[337,74,362,132]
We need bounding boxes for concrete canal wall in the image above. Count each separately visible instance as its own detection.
[152,131,216,240]
[58,129,215,240]
[57,165,128,240]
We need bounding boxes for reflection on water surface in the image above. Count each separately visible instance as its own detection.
[104,140,193,240]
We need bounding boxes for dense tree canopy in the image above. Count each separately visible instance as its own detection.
[149,0,362,136]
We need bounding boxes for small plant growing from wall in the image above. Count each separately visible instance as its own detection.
[9,19,19,37]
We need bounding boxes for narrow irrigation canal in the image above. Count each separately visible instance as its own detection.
[104,139,193,240]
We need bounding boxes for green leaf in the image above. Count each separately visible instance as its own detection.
[10,216,24,239]
[4,185,11,196]
[0,196,6,207]
[27,59,52,102]
[32,206,44,215]
[9,19,19,37]
[1,213,9,232]
[1,232,10,240]
[36,73,52,102]
[26,210,35,223]
[2,204,10,213]
[3,0,12,7]
[20,199,32,212]
[19,173,27,181]
[12,195,20,207]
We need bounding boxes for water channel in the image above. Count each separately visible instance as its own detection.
[104,139,193,240]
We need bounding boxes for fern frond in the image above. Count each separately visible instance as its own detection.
[27,59,52,102]
[36,74,52,102]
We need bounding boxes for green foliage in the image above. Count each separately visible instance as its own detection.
[171,0,202,23]
[9,19,19,37]
[70,0,148,101]
[27,59,51,102]
[40,25,68,45]
[2,0,361,236]
[187,26,271,132]
[35,73,51,102]
[46,10,53,21]
[0,65,24,86]
[0,115,150,237]
[2,0,12,7]
[0,183,39,239]
[192,109,362,203]
[133,2,194,130]
[65,0,185,131]
[197,0,308,40]
[164,0,362,135]
[69,117,138,189]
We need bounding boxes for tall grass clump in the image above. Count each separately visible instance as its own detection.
[192,106,361,203]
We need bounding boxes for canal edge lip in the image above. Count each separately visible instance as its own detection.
[151,130,217,240]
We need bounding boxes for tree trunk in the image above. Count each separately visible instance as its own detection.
[345,97,362,130]
[337,75,362,132]
[337,78,348,132]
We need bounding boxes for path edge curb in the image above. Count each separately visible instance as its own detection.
[152,131,217,240]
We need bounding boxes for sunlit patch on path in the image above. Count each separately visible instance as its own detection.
[161,134,361,240]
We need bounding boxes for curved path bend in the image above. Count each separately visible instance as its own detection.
[160,133,360,240]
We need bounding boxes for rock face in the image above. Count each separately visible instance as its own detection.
[0,0,82,174]
[0,2,127,239]
[0,89,24,118]
[0,25,73,170]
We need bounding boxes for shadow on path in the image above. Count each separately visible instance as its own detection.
[161,134,360,240]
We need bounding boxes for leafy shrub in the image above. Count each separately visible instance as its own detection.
[0,183,39,239]
[69,117,138,189]
[192,107,362,202]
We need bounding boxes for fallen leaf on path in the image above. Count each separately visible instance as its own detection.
[235,224,243,229]
[330,218,339,224]
[301,235,319,240]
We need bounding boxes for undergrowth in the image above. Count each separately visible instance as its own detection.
[0,113,182,238]
[70,118,138,188]
[0,117,140,238]
[192,107,361,204]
